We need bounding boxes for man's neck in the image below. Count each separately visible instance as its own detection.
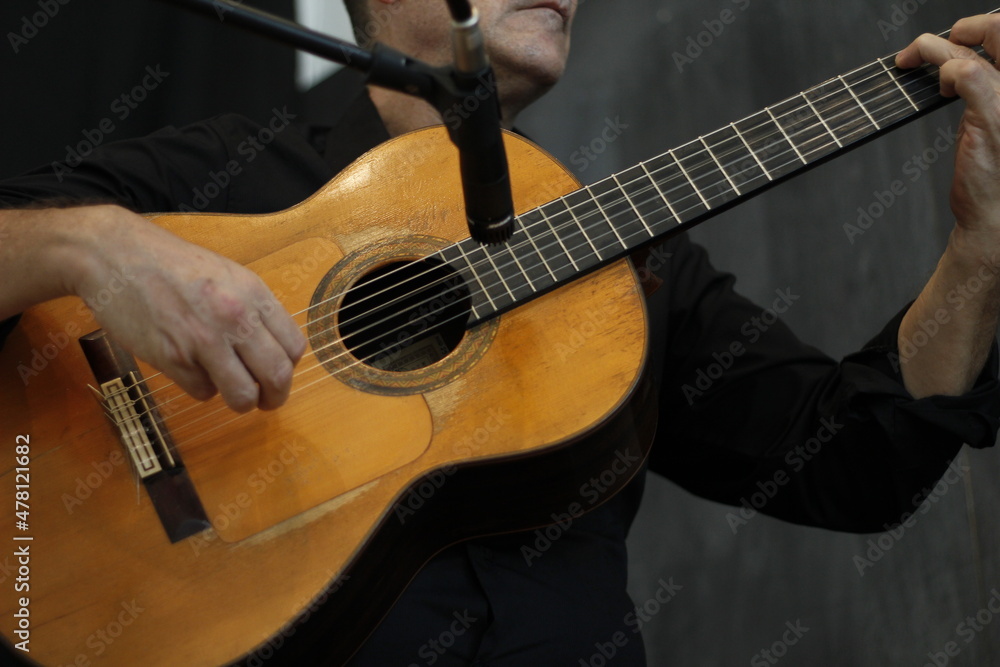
[367,85,444,137]
[367,83,517,138]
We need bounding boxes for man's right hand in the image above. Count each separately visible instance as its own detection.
[0,204,306,412]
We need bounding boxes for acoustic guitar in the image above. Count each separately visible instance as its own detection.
[0,27,972,666]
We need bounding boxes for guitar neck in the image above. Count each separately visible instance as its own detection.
[449,43,973,328]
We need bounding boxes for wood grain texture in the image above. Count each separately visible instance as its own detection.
[0,128,650,666]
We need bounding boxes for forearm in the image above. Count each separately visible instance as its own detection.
[898,227,1000,398]
[0,206,109,321]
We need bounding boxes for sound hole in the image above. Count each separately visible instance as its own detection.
[338,258,471,372]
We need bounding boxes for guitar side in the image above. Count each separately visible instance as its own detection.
[0,128,653,666]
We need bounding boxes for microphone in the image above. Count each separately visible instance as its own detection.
[448,4,515,245]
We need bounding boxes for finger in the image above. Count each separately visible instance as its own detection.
[896,32,980,71]
[257,295,308,363]
[163,362,218,404]
[232,325,295,411]
[937,57,1000,109]
[198,345,261,413]
[950,15,1000,62]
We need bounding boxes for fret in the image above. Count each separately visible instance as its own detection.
[768,96,832,162]
[440,243,486,320]
[515,214,559,286]
[842,61,915,129]
[703,125,770,194]
[805,79,874,145]
[765,106,806,164]
[539,201,587,271]
[668,143,733,211]
[800,92,842,148]
[734,110,801,181]
[562,188,620,260]
[498,236,537,294]
[699,135,742,195]
[519,208,577,283]
[584,183,629,250]
[487,241,535,300]
[459,241,513,311]
[731,122,772,181]
[590,172,655,245]
[837,74,881,131]
[893,61,941,111]
[611,167,656,239]
[642,152,708,223]
[639,162,682,225]
[878,57,919,111]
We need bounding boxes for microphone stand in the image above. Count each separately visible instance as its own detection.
[154,0,515,245]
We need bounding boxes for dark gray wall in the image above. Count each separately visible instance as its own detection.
[517,1,1000,665]
[2,0,998,665]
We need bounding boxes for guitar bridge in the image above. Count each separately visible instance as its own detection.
[80,330,210,543]
[99,372,177,478]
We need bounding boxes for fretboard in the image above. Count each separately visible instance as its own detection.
[446,44,977,327]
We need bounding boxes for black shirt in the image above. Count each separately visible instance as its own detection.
[2,68,998,666]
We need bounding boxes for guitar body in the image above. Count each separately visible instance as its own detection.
[0,128,654,666]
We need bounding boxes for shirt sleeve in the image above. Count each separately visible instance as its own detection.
[644,233,1000,532]
[0,112,330,214]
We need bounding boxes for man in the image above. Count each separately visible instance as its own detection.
[1,1,1000,664]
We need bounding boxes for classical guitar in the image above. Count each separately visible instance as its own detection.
[0,24,977,666]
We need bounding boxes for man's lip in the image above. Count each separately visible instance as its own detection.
[522,1,569,21]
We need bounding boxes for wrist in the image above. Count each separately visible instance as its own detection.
[35,205,126,301]
[948,225,1000,267]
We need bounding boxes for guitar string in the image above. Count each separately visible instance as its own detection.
[120,51,940,419]
[100,24,975,415]
[119,57,935,429]
[102,59,950,435]
[125,74,955,446]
